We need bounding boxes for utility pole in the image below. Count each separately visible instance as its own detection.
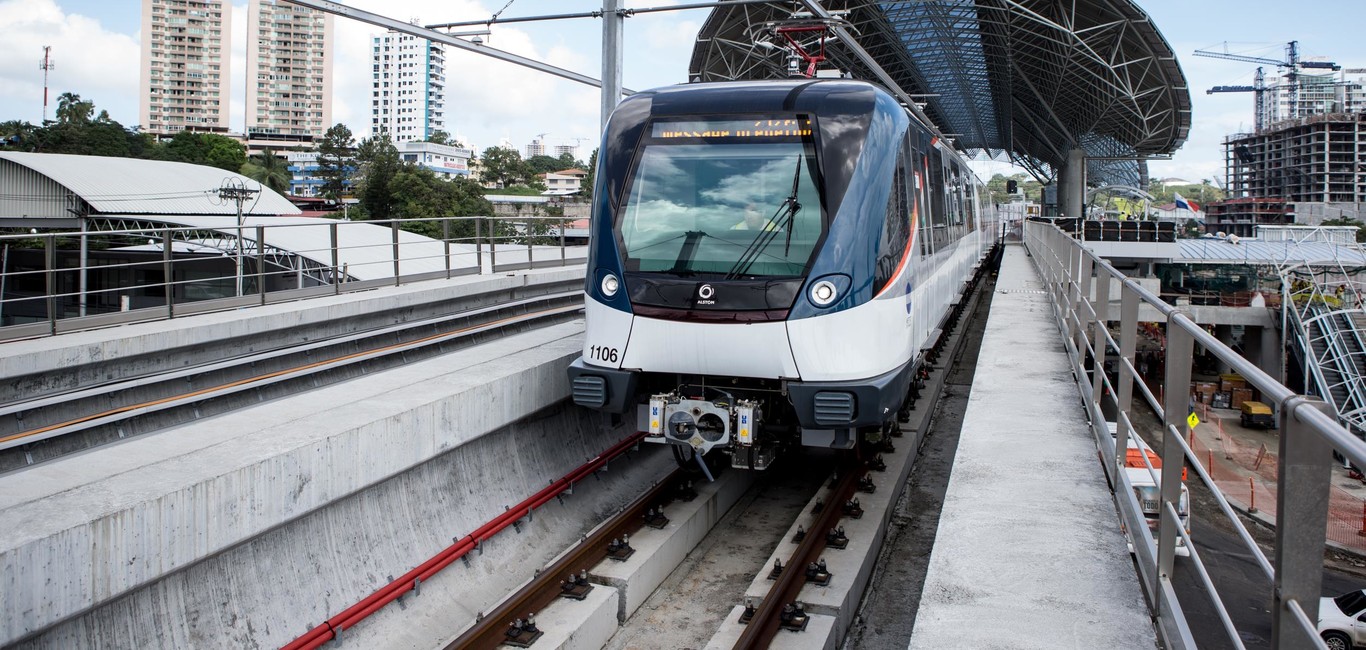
[217,180,260,297]
[39,46,54,123]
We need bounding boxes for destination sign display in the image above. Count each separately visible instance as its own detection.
[652,118,813,140]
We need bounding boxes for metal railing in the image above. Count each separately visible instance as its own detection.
[1026,220,1357,650]
[0,214,588,341]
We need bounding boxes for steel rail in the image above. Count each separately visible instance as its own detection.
[734,459,863,649]
[1,298,583,452]
[443,466,688,650]
[283,431,652,650]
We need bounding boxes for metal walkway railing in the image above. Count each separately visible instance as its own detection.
[1026,220,1357,650]
[0,215,587,342]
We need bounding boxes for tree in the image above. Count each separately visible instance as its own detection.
[164,131,246,172]
[427,130,450,145]
[556,151,581,170]
[386,167,493,239]
[354,133,402,220]
[525,154,564,175]
[241,149,292,195]
[0,120,38,150]
[479,146,534,188]
[54,92,93,124]
[580,148,598,198]
[316,123,356,203]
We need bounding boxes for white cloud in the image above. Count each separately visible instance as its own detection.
[327,0,607,155]
[0,0,139,124]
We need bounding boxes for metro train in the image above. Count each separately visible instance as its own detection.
[568,78,998,470]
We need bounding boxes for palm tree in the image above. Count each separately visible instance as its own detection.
[241,149,292,195]
[55,92,93,124]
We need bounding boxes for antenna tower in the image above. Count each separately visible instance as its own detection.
[39,46,54,123]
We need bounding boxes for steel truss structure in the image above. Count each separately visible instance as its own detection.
[689,0,1191,185]
[85,216,346,286]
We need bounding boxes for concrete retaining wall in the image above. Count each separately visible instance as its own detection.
[0,321,634,647]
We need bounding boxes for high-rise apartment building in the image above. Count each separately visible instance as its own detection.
[246,0,333,150]
[371,29,446,142]
[139,0,232,136]
[1257,70,1366,127]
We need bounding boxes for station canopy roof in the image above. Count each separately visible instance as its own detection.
[689,0,1192,186]
[0,152,300,217]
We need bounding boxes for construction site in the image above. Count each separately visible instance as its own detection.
[1201,42,1366,234]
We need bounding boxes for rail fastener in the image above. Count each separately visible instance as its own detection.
[826,526,849,550]
[843,498,864,519]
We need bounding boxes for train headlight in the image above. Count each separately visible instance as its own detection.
[810,280,838,307]
[601,273,620,297]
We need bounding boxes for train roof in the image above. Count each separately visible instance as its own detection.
[627,79,888,119]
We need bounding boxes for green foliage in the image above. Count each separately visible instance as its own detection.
[480,146,537,188]
[164,131,246,172]
[355,133,402,220]
[316,123,356,203]
[426,130,450,145]
[241,149,291,195]
[0,97,155,159]
[581,148,598,198]
[486,185,544,196]
[1322,218,1366,243]
[525,154,564,175]
[388,167,493,239]
[35,120,135,157]
[985,173,1043,205]
[55,92,94,124]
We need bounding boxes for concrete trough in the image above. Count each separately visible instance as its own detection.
[589,462,757,622]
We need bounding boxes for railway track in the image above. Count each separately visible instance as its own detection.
[406,253,998,650]
[0,289,584,471]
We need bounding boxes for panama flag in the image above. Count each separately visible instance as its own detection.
[1174,192,1199,212]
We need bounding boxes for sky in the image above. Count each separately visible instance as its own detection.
[0,0,1363,182]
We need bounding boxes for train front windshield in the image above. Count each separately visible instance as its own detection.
[617,118,824,278]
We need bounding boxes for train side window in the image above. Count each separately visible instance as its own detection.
[875,145,911,292]
[928,148,946,250]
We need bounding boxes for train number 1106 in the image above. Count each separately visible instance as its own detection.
[589,346,620,363]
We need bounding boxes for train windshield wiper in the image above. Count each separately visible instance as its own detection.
[724,156,802,280]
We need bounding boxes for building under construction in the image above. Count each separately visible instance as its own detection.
[1213,111,1366,234]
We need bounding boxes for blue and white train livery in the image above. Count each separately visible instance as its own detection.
[568,79,997,469]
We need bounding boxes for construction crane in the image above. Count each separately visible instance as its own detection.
[1195,41,1341,129]
[1207,67,1269,131]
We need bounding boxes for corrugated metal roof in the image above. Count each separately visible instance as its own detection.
[1178,238,1366,266]
[0,152,300,216]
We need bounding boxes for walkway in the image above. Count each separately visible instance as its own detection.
[909,244,1157,649]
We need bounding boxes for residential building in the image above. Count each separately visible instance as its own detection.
[139,0,233,136]
[541,168,588,195]
[397,141,471,178]
[525,138,547,158]
[371,28,446,142]
[552,144,579,159]
[245,0,333,152]
[1258,69,1366,128]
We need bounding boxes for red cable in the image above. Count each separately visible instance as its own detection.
[282,431,647,650]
